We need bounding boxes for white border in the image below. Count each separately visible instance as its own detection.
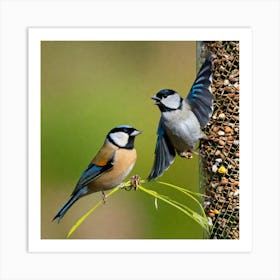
[1,1,279,279]
[28,27,252,253]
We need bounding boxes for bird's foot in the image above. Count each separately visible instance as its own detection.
[121,175,141,191]
[180,151,193,159]
[102,191,107,204]
[180,150,206,158]
[130,174,141,190]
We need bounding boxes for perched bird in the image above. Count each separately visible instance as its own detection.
[53,125,141,222]
[148,54,213,181]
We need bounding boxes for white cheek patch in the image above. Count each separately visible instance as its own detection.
[161,94,181,109]
[109,131,129,147]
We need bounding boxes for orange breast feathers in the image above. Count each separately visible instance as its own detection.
[91,144,118,167]
[89,147,137,191]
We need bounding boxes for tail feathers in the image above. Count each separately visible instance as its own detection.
[52,186,88,223]
[186,53,213,128]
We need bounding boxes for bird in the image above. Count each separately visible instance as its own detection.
[148,54,213,181]
[53,125,141,222]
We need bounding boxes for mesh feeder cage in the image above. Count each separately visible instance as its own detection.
[197,41,240,239]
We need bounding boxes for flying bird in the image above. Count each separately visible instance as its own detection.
[148,54,213,181]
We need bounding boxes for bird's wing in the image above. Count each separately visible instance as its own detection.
[71,147,115,195]
[148,119,176,181]
[186,53,213,128]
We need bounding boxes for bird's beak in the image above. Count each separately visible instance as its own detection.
[131,130,142,136]
[151,95,160,105]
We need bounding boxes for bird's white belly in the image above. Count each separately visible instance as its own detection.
[163,110,202,153]
[89,149,137,192]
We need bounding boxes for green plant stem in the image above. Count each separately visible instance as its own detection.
[138,185,209,233]
[157,180,207,198]
[66,179,210,238]
[66,186,120,238]
[156,181,208,220]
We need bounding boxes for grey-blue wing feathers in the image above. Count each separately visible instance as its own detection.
[72,161,114,195]
[148,120,176,181]
[53,157,114,222]
[186,54,213,128]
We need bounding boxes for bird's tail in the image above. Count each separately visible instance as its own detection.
[52,186,88,223]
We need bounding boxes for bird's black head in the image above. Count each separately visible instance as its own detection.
[107,125,141,149]
[151,89,183,112]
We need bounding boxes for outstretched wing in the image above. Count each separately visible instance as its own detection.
[186,53,213,128]
[148,119,176,181]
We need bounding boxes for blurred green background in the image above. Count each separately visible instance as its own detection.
[41,41,203,239]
